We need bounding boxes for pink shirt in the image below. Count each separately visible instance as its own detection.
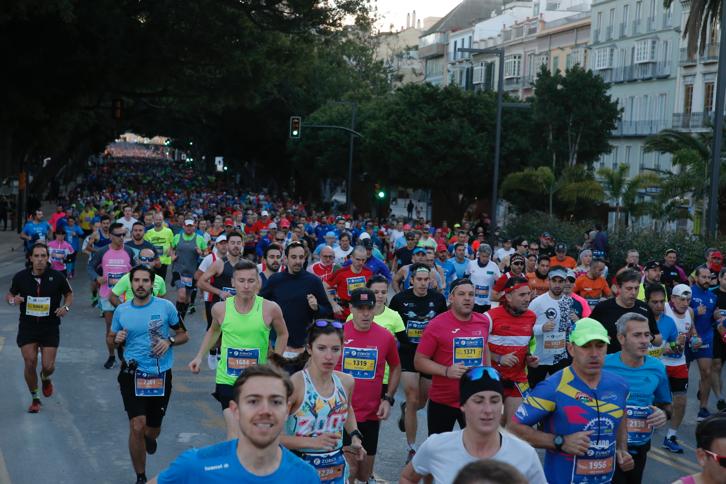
[571,292,592,317]
[416,310,490,408]
[48,240,74,271]
[99,248,133,298]
[335,321,400,422]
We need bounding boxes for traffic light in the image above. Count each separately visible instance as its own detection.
[289,116,302,139]
[377,189,386,199]
[374,184,386,200]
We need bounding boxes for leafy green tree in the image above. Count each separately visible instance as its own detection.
[597,165,661,228]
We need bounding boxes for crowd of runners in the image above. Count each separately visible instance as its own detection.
[7,157,726,484]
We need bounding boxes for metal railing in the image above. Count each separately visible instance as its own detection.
[679,48,697,65]
[702,43,720,62]
[672,112,714,129]
[613,119,670,136]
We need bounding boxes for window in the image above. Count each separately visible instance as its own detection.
[635,1,642,20]
[612,146,619,164]
[635,39,657,63]
[552,56,560,72]
[596,11,602,30]
[625,145,632,164]
[504,55,522,78]
[594,47,614,69]
[704,81,715,112]
[453,40,458,60]
[566,48,585,68]
[683,84,694,114]
[649,0,656,18]
[623,4,630,26]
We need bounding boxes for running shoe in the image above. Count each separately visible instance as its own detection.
[398,402,406,432]
[144,435,157,455]
[28,399,41,413]
[698,407,711,422]
[662,436,684,454]
[135,476,147,484]
[718,399,726,411]
[104,355,116,369]
[42,378,53,397]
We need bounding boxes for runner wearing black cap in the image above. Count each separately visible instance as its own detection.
[549,242,576,270]
[400,366,546,484]
[637,260,667,301]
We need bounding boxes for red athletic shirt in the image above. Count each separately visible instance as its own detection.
[484,306,536,383]
[416,310,490,408]
[335,321,400,422]
[328,266,373,304]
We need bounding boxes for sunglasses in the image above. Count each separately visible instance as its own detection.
[111,232,125,237]
[511,261,525,266]
[704,449,726,468]
[139,256,154,263]
[322,254,335,258]
[314,320,343,329]
[463,366,501,382]
[520,244,529,248]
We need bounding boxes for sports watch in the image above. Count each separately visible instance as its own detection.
[553,434,565,451]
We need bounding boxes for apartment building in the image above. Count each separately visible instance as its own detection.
[589,0,682,176]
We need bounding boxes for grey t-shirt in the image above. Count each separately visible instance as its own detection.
[412,429,546,484]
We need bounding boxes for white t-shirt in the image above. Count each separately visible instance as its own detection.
[198,253,216,302]
[412,429,546,484]
[116,216,138,241]
[494,247,515,262]
[529,292,575,366]
[467,259,500,306]
[333,245,353,265]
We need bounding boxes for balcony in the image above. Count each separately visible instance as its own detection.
[419,42,446,59]
[672,112,714,130]
[614,119,670,136]
[619,22,626,37]
[679,48,698,65]
[605,25,613,40]
[504,77,522,89]
[610,61,671,82]
[632,19,641,35]
[702,43,720,63]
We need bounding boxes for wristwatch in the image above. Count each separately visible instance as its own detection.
[553,434,565,452]
[63,305,71,312]
[349,429,364,443]
[167,336,176,346]
[382,394,395,406]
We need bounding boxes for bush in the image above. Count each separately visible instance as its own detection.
[504,211,717,272]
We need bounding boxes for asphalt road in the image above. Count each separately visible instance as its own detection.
[0,244,709,483]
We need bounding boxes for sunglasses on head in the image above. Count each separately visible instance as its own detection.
[314,320,343,329]
[704,449,726,468]
[463,366,501,382]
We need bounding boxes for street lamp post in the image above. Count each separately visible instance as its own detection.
[459,47,504,234]
[706,6,726,238]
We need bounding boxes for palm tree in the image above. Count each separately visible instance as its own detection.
[644,128,726,234]
[664,0,722,56]
[501,166,603,215]
[597,165,661,228]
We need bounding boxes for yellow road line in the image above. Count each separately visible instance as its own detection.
[650,448,701,474]
[0,449,12,484]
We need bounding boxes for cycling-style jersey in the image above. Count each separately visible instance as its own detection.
[691,284,717,343]
[513,367,629,484]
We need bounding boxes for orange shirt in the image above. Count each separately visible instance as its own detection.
[573,274,612,300]
[549,255,577,269]
[526,272,549,297]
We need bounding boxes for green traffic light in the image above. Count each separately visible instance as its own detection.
[377,191,385,199]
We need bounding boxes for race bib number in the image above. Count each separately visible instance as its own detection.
[406,320,427,344]
[453,337,484,367]
[26,296,51,317]
[134,371,166,397]
[543,332,566,356]
[50,248,65,262]
[302,450,346,483]
[572,456,614,482]
[345,276,366,296]
[180,275,193,288]
[342,347,378,380]
[107,272,125,288]
[586,297,600,309]
[222,286,237,296]
[474,284,489,302]
[226,348,260,376]
[626,405,653,446]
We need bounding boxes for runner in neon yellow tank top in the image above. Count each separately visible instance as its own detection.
[188,259,288,439]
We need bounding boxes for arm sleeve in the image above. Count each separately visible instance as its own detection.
[312,278,333,317]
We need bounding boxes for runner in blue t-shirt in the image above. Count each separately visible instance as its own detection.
[109,266,189,484]
[603,312,671,483]
[20,211,52,253]
[509,318,633,484]
[150,366,320,484]
[689,266,719,421]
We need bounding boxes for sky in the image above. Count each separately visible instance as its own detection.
[373,0,462,31]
